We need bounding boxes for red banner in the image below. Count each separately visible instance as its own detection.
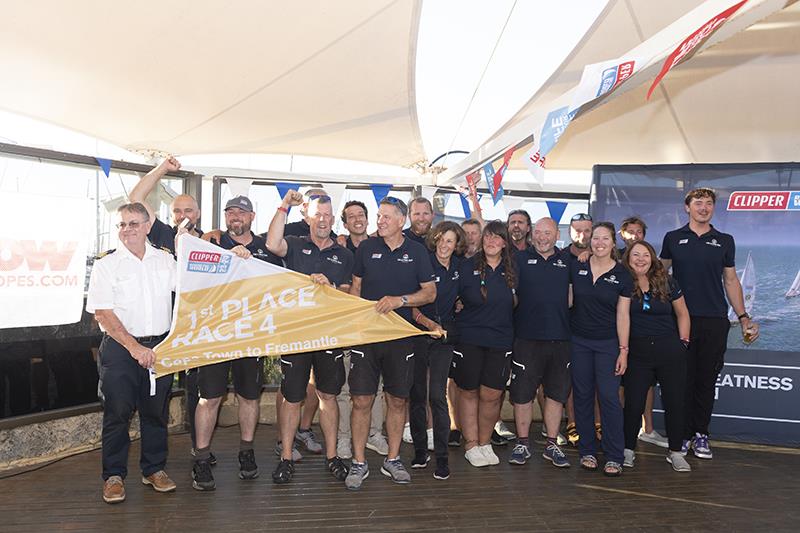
[647,0,747,100]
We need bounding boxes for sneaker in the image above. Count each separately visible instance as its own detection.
[402,423,413,443]
[102,476,125,504]
[667,451,692,472]
[433,457,450,480]
[508,443,531,465]
[191,459,216,491]
[480,444,500,465]
[692,433,713,460]
[623,448,636,468]
[141,470,176,492]
[345,461,369,490]
[465,446,490,467]
[448,429,462,447]
[411,450,430,469]
[490,430,510,446]
[638,429,669,448]
[337,438,352,459]
[680,439,691,457]
[543,442,570,468]
[541,427,569,447]
[238,449,259,480]
[366,432,389,456]
[191,448,217,466]
[381,457,411,484]
[327,456,350,481]
[566,422,579,447]
[271,459,294,484]
[275,440,303,462]
[495,420,517,440]
[427,427,435,451]
[295,428,323,454]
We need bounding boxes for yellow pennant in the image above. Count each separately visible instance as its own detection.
[153,235,427,376]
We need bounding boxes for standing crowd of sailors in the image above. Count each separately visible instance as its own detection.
[87,157,758,503]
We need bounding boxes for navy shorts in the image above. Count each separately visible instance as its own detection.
[509,338,571,404]
[451,343,512,391]
[348,338,415,398]
[198,357,264,400]
[280,349,346,403]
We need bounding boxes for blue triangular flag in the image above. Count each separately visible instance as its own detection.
[370,184,392,205]
[459,194,471,219]
[275,182,301,199]
[95,157,112,178]
[546,201,568,224]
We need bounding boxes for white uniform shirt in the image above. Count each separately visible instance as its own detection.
[86,243,176,337]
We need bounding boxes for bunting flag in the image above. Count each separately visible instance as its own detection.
[546,200,568,224]
[539,106,577,157]
[647,0,747,100]
[459,193,471,219]
[523,139,546,187]
[227,178,253,199]
[492,148,515,198]
[570,56,640,112]
[370,184,392,205]
[153,235,428,376]
[275,182,301,200]
[95,157,112,178]
[483,162,503,205]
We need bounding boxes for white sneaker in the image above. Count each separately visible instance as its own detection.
[366,433,389,456]
[465,446,490,467]
[402,423,413,444]
[337,438,352,459]
[480,444,500,465]
[494,421,516,440]
[667,451,692,472]
[623,448,636,468]
[427,428,435,451]
[638,429,669,448]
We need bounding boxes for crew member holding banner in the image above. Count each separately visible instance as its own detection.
[266,190,354,484]
[86,202,177,504]
[191,195,279,491]
[344,196,436,490]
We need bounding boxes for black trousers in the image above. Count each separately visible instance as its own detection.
[185,368,200,448]
[623,335,687,452]
[99,335,172,480]
[686,316,729,438]
[409,337,453,460]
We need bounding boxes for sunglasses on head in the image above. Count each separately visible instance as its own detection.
[571,213,592,222]
[307,194,331,202]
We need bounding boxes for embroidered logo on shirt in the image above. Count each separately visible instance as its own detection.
[528,259,538,264]
[605,274,620,284]
[397,253,414,263]
[678,238,689,244]
[302,248,312,255]
[473,270,481,276]
[327,254,342,265]
[578,269,588,276]
[706,238,722,247]
[371,253,382,259]
[452,271,459,280]
[434,276,441,283]
[554,259,567,268]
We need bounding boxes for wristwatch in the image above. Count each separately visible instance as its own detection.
[737,312,751,321]
[401,295,408,306]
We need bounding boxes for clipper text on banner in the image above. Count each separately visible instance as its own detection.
[153,235,429,376]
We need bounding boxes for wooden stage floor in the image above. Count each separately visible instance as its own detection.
[2,424,798,532]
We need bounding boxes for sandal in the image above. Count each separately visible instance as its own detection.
[566,422,579,447]
[603,461,623,477]
[580,455,598,471]
[595,423,603,442]
[271,459,295,484]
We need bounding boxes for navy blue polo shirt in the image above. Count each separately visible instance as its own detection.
[345,235,360,254]
[353,236,435,323]
[456,256,515,349]
[570,260,633,340]
[403,228,428,247]
[514,247,571,341]
[260,219,337,239]
[660,224,735,318]
[212,231,283,266]
[284,236,353,288]
[420,253,461,325]
[630,277,683,338]
[148,217,203,255]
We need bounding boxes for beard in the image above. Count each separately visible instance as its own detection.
[227,222,250,237]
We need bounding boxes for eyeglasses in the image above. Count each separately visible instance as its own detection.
[116,220,146,230]
[642,292,651,311]
[571,213,592,222]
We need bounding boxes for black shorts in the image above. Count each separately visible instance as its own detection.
[280,349,346,403]
[348,338,415,398]
[198,357,264,400]
[509,338,571,404]
[452,343,512,391]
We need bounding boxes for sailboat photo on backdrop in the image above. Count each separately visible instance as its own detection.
[786,267,800,298]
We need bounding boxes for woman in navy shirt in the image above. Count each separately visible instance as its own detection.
[570,222,631,476]
[454,220,517,468]
[622,240,692,472]
[409,221,466,480]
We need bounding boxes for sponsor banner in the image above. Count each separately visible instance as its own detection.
[727,191,800,211]
[539,106,577,157]
[0,192,91,328]
[570,57,639,112]
[153,235,427,376]
[647,0,748,99]
[523,140,546,186]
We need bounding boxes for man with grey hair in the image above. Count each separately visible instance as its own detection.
[86,202,177,504]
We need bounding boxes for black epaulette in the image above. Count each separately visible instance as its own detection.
[95,249,116,260]
[148,242,173,254]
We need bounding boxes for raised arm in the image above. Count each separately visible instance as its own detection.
[266,189,303,257]
[129,156,181,222]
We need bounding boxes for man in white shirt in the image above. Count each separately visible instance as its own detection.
[86,202,177,504]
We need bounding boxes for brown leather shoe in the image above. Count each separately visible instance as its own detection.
[142,470,176,493]
[103,476,126,504]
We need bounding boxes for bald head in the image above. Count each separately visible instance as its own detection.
[533,217,559,256]
[171,194,200,229]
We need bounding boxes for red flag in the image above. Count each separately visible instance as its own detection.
[647,0,747,100]
[492,148,515,196]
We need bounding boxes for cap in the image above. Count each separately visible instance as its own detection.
[224,196,253,213]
